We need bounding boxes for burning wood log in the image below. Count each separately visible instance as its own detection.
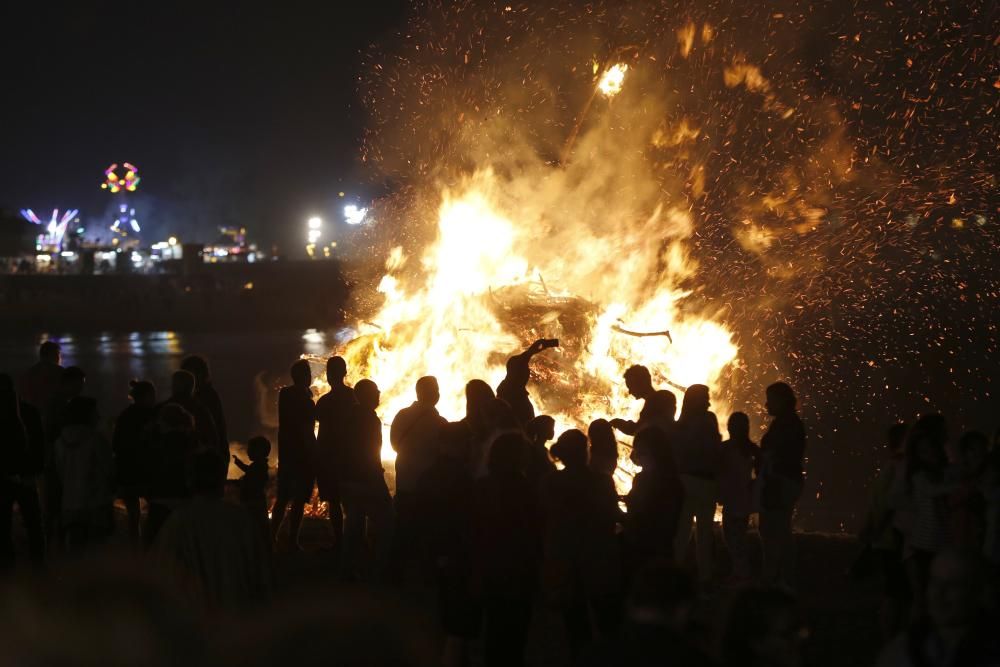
[610,323,673,343]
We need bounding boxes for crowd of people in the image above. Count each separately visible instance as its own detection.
[1,338,998,665]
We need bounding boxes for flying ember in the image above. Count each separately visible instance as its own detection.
[335,1,998,517]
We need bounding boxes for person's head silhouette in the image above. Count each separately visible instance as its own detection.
[764,382,796,417]
[648,389,677,420]
[327,356,347,385]
[623,365,653,400]
[550,429,588,470]
[171,370,196,399]
[129,380,156,408]
[354,379,380,411]
[290,360,312,388]
[180,355,210,387]
[528,414,556,444]
[415,376,440,406]
[39,340,61,365]
[682,384,711,416]
[465,379,494,418]
[728,412,750,441]
[247,436,272,463]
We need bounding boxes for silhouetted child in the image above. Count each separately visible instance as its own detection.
[234,436,271,538]
[719,412,758,583]
[524,414,556,485]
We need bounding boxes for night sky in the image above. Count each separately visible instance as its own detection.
[0,2,407,249]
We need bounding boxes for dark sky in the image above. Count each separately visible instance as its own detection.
[0,2,408,249]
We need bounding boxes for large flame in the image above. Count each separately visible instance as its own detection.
[320,168,738,495]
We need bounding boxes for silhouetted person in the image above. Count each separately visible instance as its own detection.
[470,432,539,667]
[234,436,271,541]
[181,355,230,477]
[947,431,989,550]
[719,412,758,582]
[340,379,394,582]
[161,370,218,452]
[581,562,718,667]
[391,376,447,579]
[53,396,114,553]
[314,356,355,554]
[525,414,557,485]
[416,422,478,666]
[672,384,722,586]
[392,376,447,495]
[463,379,495,438]
[861,423,910,637]
[611,365,674,436]
[113,380,157,545]
[42,365,86,445]
[721,586,806,667]
[155,450,273,609]
[473,398,523,478]
[542,429,622,659]
[495,338,558,427]
[625,427,684,574]
[758,382,806,589]
[986,446,1000,567]
[588,418,619,477]
[17,340,62,412]
[896,414,951,619]
[271,359,316,551]
[145,403,199,545]
[0,374,45,569]
[877,549,1000,667]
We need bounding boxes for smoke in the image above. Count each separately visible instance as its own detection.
[350,0,999,528]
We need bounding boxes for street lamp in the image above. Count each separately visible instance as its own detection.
[307,216,322,244]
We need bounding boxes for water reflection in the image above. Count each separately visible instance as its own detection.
[1,330,331,446]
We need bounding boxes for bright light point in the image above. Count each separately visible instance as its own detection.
[598,63,628,97]
[344,204,368,225]
[168,236,177,246]
[307,229,322,243]
[307,216,323,230]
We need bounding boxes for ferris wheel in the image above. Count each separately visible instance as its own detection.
[102,162,142,235]
[101,162,141,193]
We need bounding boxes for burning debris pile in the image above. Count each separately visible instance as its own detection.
[314,167,739,497]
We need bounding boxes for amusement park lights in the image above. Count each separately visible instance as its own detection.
[102,162,142,235]
[110,203,140,235]
[101,162,141,193]
[20,208,79,252]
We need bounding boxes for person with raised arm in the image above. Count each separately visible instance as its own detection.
[495,338,559,427]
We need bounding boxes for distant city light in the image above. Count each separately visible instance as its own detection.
[306,216,323,246]
[344,204,368,225]
[168,236,177,246]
